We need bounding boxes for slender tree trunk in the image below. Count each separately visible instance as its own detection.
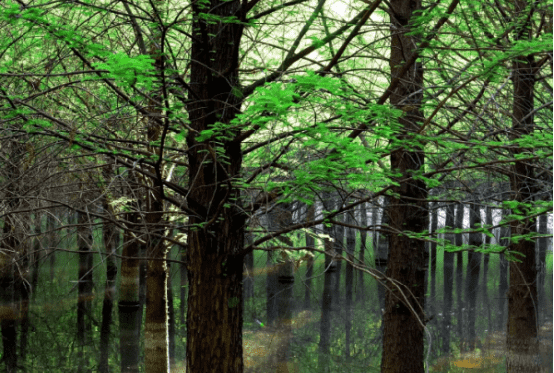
[345,206,356,358]
[536,212,548,325]
[506,1,539,369]
[428,201,438,316]
[185,1,245,370]
[167,271,176,370]
[319,194,336,372]
[454,203,465,351]
[466,203,482,351]
[77,209,94,373]
[274,260,294,373]
[119,211,141,373]
[483,205,492,332]
[305,204,315,309]
[0,141,23,373]
[375,197,388,316]
[99,188,118,373]
[356,202,367,303]
[497,209,510,332]
[333,199,344,306]
[441,203,456,355]
[381,0,427,370]
[180,243,187,326]
[47,213,56,282]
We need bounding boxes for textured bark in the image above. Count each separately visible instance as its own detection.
[380,2,427,371]
[441,203,456,355]
[185,1,245,371]
[506,2,539,369]
[466,203,482,351]
[119,211,141,373]
[454,203,465,350]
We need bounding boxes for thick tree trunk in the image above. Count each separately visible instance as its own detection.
[466,203,482,351]
[441,203,456,355]
[381,1,427,371]
[185,1,245,371]
[506,2,539,369]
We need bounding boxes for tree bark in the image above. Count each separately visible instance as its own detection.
[454,203,465,351]
[77,209,94,373]
[345,206,356,358]
[185,1,245,371]
[304,204,315,309]
[99,166,118,373]
[506,1,540,369]
[381,0,427,371]
[441,203,456,355]
[466,203,482,351]
[356,202,367,303]
[119,210,141,373]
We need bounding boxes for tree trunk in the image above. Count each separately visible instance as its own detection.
[333,199,344,306]
[381,0,427,370]
[536,212,548,325]
[428,201,438,316]
[375,197,388,316]
[318,194,336,372]
[99,175,118,373]
[356,202,367,303]
[185,1,245,370]
[274,260,294,373]
[77,209,94,373]
[345,207,356,358]
[482,205,492,332]
[304,204,315,309]
[47,212,56,282]
[454,203,465,351]
[441,203,456,355]
[506,1,539,369]
[119,211,141,373]
[466,203,482,351]
[497,209,510,332]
